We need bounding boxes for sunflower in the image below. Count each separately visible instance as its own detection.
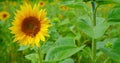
[58,14,63,20]
[40,1,45,7]
[60,5,69,11]
[9,3,51,47]
[54,0,59,2]
[0,11,10,21]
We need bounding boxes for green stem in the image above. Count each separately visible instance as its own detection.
[78,56,81,63]
[92,1,96,26]
[104,57,110,63]
[91,0,97,63]
[92,39,96,63]
[38,47,42,63]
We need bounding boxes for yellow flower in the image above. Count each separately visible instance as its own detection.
[54,0,59,2]
[58,14,63,20]
[9,3,51,47]
[0,11,10,21]
[40,1,45,7]
[60,5,69,11]
[9,1,17,6]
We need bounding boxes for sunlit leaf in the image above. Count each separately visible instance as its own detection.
[45,45,85,62]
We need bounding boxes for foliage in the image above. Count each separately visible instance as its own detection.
[0,0,120,63]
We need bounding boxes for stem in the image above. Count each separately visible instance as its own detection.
[104,57,110,63]
[92,1,96,26]
[92,39,96,63]
[78,56,81,63]
[91,0,97,63]
[38,47,42,63]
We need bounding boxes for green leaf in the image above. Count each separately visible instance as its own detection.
[55,37,76,46]
[25,53,39,63]
[45,45,85,62]
[59,19,70,26]
[96,0,120,4]
[65,2,87,9]
[41,42,54,54]
[97,38,120,62]
[94,22,109,39]
[94,17,109,39]
[59,58,74,63]
[76,19,94,38]
[77,17,109,39]
[18,46,29,51]
[107,6,120,22]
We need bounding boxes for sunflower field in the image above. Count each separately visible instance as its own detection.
[1,0,120,63]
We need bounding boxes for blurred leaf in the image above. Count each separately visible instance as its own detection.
[25,53,39,63]
[97,38,120,62]
[55,37,76,46]
[18,46,29,51]
[45,45,85,62]
[83,0,91,2]
[0,0,5,2]
[59,19,70,26]
[41,42,54,54]
[77,17,109,39]
[94,17,109,39]
[60,0,74,4]
[76,19,94,38]
[59,58,74,63]
[94,22,109,39]
[96,0,120,4]
[65,2,87,8]
[107,6,120,22]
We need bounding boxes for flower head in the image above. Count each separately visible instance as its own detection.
[9,3,51,47]
[60,5,69,11]
[58,14,63,20]
[0,11,10,21]
[40,1,45,7]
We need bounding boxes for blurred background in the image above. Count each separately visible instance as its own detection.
[0,0,119,63]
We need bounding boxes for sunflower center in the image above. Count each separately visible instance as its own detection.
[40,2,44,6]
[21,17,40,37]
[3,14,7,18]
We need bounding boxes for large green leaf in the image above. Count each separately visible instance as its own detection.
[107,6,120,22]
[97,38,120,62]
[77,18,109,39]
[41,42,54,54]
[55,37,76,46]
[94,22,109,39]
[45,45,85,62]
[76,19,94,38]
[94,17,109,39]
